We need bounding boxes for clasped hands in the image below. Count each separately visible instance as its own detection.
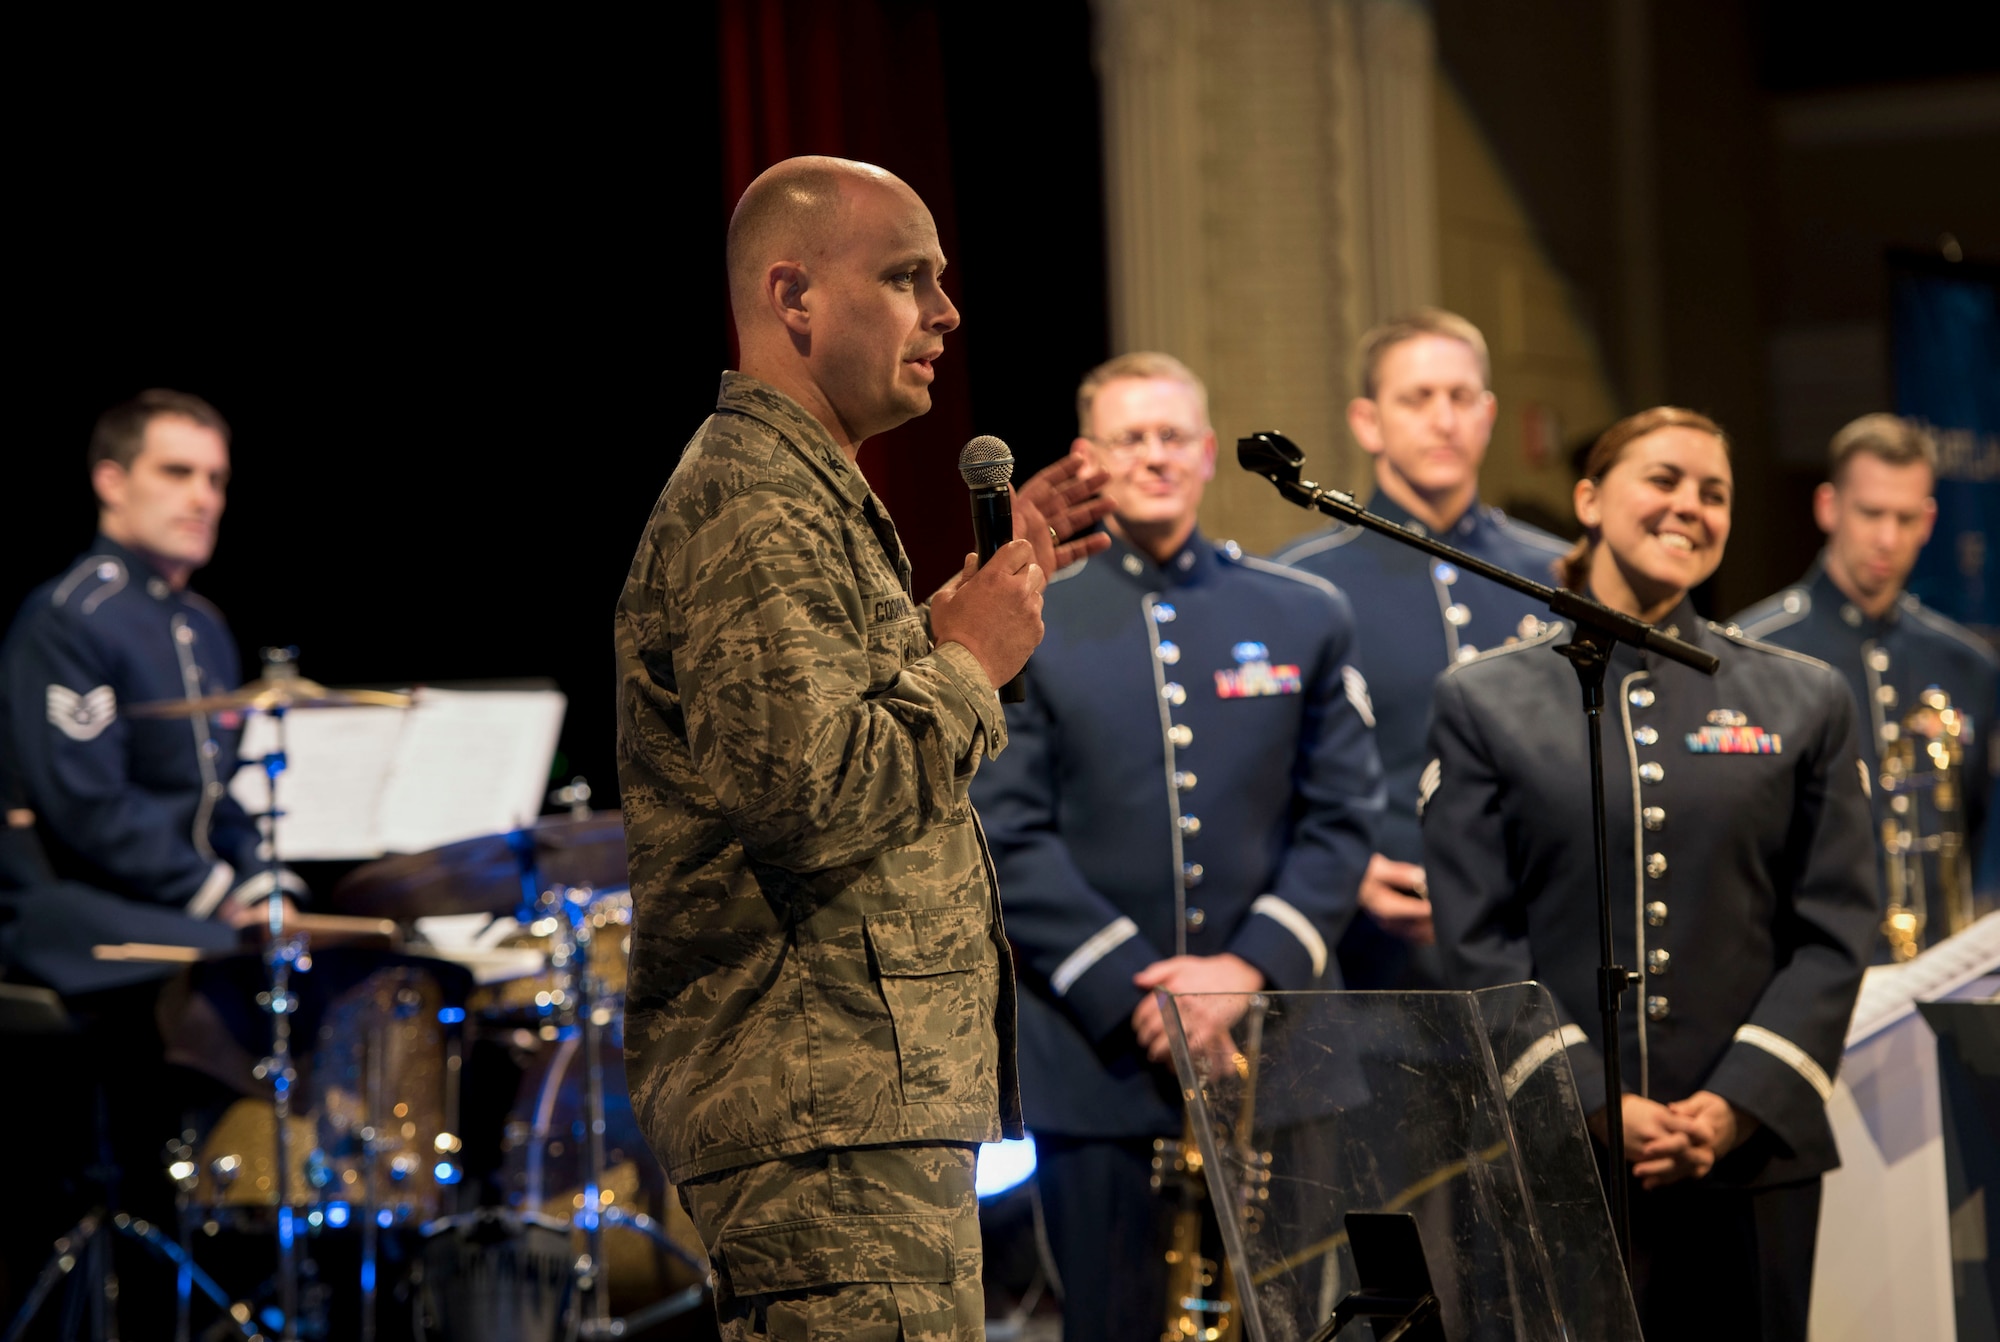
[1130,952,1265,1077]
[1592,1090,1761,1190]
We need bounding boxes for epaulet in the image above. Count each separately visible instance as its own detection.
[1708,621,1840,674]
[1270,524,1362,564]
[1731,587,1809,638]
[49,555,128,615]
[1898,595,2000,668]
[180,590,228,624]
[1231,550,1344,602]
[1489,509,1572,558]
[1443,618,1567,675]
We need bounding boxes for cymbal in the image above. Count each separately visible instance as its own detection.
[331,812,630,919]
[128,672,411,719]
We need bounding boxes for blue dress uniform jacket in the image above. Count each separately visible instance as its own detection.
[971,530,1383,1138]
[1273,494,1568,986]
[0,536,261,912]
[1734,557,1998,888]
[1424,602,1877,1186]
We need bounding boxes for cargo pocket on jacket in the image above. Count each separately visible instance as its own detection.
[714,1215,959,1341]
[864,905,994,1104]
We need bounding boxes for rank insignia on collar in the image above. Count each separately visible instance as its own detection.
[1685,724,1781,754]
[1215,657,1301,699]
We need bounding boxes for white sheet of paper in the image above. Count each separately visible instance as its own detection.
[229,687,567,859]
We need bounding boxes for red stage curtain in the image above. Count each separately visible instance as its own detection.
[718,0,977,595]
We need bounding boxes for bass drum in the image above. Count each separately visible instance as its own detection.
[501,1028,709,1321]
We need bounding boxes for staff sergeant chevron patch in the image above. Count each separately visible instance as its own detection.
[47,684,116,742]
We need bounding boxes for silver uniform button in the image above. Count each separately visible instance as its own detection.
[1122,554,1144,576]
[1162,682,1187,706]
[1455,645,1480,662]
[147,579,170,599]
[1782,592,1803,614]
[1647,995,1670,1021]
[1156,641,1181,665]
[200,739,220,759]
[1186,907,1206,930]
[1642,806,1665,831]
[1867,647,1890,673]
[1176,551,1196,571]
[1634,726,1659,746]
[1629,687,1655,708]
[1444,603,1471,627]
[1183,862,1204,887]
[1173,771,1197,792]
[1876,685,1898,706]
[1647,948,1671,975]
[174,624,196,645]
[1433,562,1459,586]
[1222,540,1242,560]
[206,782,225,799]
[1645,900,1668,927]
[1646,852,1668,878]
[1841,604,1862,627]
[1639,762,1665,784]
[1153,603,1177,623]
[1178,815,1202,837]
[97,562,118,580]
[1169,724,1193,748]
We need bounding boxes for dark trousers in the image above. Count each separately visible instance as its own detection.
[1033,1134,1179,1342]
[1626,1175,1822,1342]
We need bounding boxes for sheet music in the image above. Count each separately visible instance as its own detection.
[1844,909,2000,1046]
[229,687,566,859]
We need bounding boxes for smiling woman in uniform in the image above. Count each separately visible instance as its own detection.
[1421,407,1878,1342]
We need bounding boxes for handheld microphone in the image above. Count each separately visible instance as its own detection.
[958,435,1027,703]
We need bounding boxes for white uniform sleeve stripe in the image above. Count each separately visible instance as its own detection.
[1249,895,1327,978]
[1417,758,1442,816]
[186,862,236,919]
[1051,917,1140,997]
[1503,1024,1589,1099]
[1734,1024,1835,1102]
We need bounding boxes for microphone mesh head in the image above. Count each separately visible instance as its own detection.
[958,435,1015,488]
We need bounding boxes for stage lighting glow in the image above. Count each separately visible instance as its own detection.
[975,1135,1038,1199]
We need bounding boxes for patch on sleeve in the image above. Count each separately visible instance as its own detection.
[1417,758,1442,816]
[1341,664,1376,727]
[47,684,117,742]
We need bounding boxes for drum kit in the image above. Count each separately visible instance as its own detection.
[10,657,708,1342]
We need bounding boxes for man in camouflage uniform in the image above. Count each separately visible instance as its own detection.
[616,155,1110,1339]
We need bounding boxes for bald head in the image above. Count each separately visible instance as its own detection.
[727,156,907,324]
[723,155,957,452]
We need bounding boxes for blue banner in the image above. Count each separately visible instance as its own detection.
[1893,265,2000,632]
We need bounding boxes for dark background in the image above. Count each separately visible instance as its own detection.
[6,4,1109,810]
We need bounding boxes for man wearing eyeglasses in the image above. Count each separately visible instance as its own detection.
[1273,309,1567,991]
[971,352,1382,1340]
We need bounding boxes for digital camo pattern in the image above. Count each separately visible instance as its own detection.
[616,372,1023,1184]
[679,1144,984,1340]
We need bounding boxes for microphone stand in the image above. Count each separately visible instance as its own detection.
[1238,432,1719,1274]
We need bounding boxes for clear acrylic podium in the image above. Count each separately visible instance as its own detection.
[1162,986,1641,1342]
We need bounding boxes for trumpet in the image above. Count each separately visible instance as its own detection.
[1878,686,1972,961]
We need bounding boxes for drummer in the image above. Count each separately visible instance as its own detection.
[0,389,303,946]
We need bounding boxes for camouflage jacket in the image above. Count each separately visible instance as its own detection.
[617,372,1024,1182]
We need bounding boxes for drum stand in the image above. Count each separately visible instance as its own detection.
[253,701,310,1341]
